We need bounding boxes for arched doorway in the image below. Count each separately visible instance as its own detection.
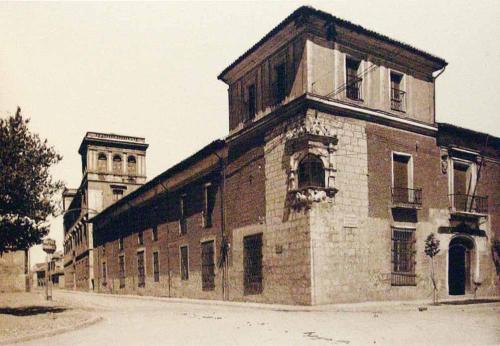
[448,236,474,295]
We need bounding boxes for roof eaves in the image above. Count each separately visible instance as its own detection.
[91,139,226,223]
[218,6,447,82]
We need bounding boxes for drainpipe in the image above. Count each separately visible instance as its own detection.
[212,151,227,301]
[432,65,446,125]
[158,181,172,298]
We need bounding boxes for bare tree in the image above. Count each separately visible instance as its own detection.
[425,233,440,305]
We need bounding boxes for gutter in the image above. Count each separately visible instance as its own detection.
[432,65,446,124]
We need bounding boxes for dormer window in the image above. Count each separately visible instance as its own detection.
[97,153,107,172]
[390,72,405,112]
[298,154,325,189]
[112,155,122,174]
[127,155,137,175]
[346,57,362,101]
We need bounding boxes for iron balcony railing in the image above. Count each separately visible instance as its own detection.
[391,88,406,112]
[449,194,488,214]
[346,77,362,101]
[391,187,422,207]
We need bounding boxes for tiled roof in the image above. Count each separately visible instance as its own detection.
[218,6,447,81]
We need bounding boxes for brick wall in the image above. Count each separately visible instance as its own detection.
[94,172,224,300]
[231,113,311,305]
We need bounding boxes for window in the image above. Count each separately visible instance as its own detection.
[391,228,416,286]
[138,231,144,246]
[203,183,216,228]
[112,189,124,202]
[97,153,107,172]
[346,57,362,100]
[298,154,325,189]
[180,246,189,280]
[102,262,107,286]
[247,84,256,121]
[112,155,122,174]
[137,251,145,288]
[179,194,187,235]
[274,62,286,103]
[119,237,124,251]
[243,233,263,295]
[392,153,413,204]
[390,72,405,112]
[152,226,158,241]
[127,156,137,175]
[201,241,215,291]
[119,255,125,288]
[450,160,483,212]
[153,251,160,283]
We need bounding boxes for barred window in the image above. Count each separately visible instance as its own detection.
[180,246,189,280]
[137,251,145,288]
[138,231,144,246]
[201,241,215,291]
[119,255,125,288]
[119,237,124,251]
[298,154,325,189]
[244,233,263,295]
[153,251,160,283]
[391,228,416,286]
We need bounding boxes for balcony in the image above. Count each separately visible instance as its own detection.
[391,88,406,112]
[449,194,488,215]
[391,187,422,209]
[346,77,362,101]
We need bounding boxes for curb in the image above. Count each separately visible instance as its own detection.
[56,289,499,313]
[0,314,103,345]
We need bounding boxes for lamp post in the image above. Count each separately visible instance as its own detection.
[42,238,56,300]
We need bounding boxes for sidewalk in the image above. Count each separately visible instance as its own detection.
[0,291,101,345]
[58,289,500,313]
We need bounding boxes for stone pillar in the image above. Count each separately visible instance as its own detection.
[122,153,127,174]
[107,152,112,172]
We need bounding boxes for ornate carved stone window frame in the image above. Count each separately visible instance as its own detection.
[285,118,338,209]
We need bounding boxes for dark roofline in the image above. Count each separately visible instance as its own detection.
[437,123,500,142]
[218,6,447,82]
[78,131,148,155]
[91,139,226,223]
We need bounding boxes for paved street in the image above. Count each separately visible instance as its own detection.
[17,291,500,346]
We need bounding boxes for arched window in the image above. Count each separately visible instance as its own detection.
[127,155,137,175]
[97,153,107,172]
[112,155,122,174]
[298,154,325,189]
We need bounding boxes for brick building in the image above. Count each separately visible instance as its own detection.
[71,6,498,305]
[62,132,148,290]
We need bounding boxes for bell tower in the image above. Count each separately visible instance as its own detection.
[78,132,149,213]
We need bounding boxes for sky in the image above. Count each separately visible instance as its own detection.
[0,1,499,266]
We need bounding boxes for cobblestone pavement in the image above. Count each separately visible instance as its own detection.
[16,291,500,346]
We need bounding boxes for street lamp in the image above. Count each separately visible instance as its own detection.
[42,238,56,301]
